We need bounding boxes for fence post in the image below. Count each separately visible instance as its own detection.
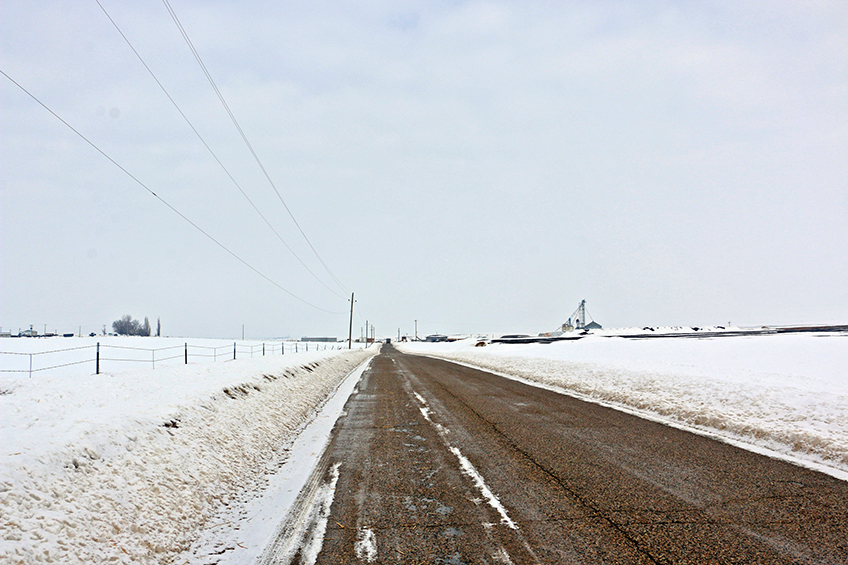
[96,342,100,375]
[263,343,265,356]
[185,343,188,364]
[234,342,236,360]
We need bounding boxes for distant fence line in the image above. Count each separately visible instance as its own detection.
[0,341,342,377]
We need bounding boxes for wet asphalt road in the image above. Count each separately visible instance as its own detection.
[264,345,848,564]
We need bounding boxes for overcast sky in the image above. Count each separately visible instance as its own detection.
[1,0,846,339]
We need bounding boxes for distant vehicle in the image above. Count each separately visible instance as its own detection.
[89,332,96,337]
[385,338,391,344]
[63,333,74,338]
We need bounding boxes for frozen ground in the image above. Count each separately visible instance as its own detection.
[2,330,846,563]
[399,329,848,480]
[0,336,378,564]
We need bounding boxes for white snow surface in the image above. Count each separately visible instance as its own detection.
[398,330,848,480]
[181,355,373,565]
[3,330,847,563]
[0,336,378,564]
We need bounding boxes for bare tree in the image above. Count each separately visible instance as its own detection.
[112,315,150,336]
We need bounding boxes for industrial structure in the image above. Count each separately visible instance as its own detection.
[563,299,602,331]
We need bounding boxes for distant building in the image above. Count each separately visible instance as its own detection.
[425,334,448,342]
[301,337,339,342]
[565,300,601,330]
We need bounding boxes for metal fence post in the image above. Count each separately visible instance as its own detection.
[185,343,188,364]
[233,342,236,360]
[96,342,100,375]
[263,343,265,356]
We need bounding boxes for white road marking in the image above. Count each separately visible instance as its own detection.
[408,383,546,564]
[450,446,517,530]
[411,389,519,531]
[492,546,516,564]
[354,527,378,562]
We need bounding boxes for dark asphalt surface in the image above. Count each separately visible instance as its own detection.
[268,345,848,564]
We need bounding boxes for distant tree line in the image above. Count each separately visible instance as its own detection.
[112,315,154,336]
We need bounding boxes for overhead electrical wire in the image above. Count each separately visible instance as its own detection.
[161,0,349,295]
[0,68,343,315]
[93,0,345,300]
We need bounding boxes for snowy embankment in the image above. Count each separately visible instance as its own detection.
[398,331,848,479]
[0,340,377,564]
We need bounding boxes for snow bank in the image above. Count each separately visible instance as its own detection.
[398,332,848,478]
[0,345,377,564]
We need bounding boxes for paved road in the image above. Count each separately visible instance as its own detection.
[260,345,848,564]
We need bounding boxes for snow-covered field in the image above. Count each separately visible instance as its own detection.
[0,336,377,564]
[3,330,846,563]
[0,335,338,378]
[399,329,848,480]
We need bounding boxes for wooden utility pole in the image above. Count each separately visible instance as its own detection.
[348,292,355,349]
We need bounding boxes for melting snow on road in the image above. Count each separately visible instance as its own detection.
[354,527,377,563]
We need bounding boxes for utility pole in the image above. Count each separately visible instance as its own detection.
[415,319,418,341]
[348,292,355,349]
[365,320,368,347]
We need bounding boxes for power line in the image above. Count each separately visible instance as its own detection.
[93,0,345,300]
[0,68,344,315]
[161,0,349,294]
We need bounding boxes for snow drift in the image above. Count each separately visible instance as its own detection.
[0,346,377,564]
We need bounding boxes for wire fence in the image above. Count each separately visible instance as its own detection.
[0,340,343,377]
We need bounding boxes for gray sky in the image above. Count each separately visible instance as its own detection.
[2,0,846,339]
